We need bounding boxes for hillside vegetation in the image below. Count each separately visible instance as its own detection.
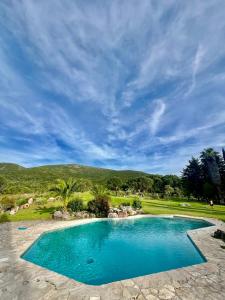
[0,162,149,193]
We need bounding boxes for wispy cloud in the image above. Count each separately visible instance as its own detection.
[0,0,225,173]
[149,99,166,135]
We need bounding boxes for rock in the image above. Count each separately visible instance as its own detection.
[89,213,96,218]
[109,207,114,213]
[74,211,90,219]
[53,210,63,220]
[61,212,71,220]
[136,209,144,214]
[129,210,137,216]
[118,211,128,218]
[113,208,121,213]
[9,208,16,215]
[28,198,33,205]
[20,203,29,209]
[108,212,119,218]
[126,206,137,216]
[180,203,190,207]
[48,197,55,202]
[53,210,72,220]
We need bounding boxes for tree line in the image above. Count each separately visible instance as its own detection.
[1,147,225,205]
[106,174,182,198]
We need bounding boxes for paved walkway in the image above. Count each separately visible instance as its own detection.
[0,215,225,300]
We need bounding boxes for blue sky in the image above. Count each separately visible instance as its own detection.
[0,0,225,174]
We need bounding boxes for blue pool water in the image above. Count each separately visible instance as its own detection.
[22,217,212,285]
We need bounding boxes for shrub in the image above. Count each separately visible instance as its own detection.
[35,197,47,205]
[0,213,10,223]
[16,198,27,206]
[132,198,142,209]
[87,195,110,217]
[0,196,15,210]
[121,201,130,207]
[0,176,7,194]
[67,198,84,212]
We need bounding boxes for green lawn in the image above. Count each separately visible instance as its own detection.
[1,192,225,222]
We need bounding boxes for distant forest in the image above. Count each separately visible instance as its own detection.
[0,147,225,204]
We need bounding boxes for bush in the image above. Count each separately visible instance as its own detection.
[0,213,10,223]
[35,197,47,205]
[67,198,84,212]
[0,176,7,194]
[87,195,110,217]
[121,201,130,207]
[16,198,27,206]
[0,196,15,210]
[132,198,142,209]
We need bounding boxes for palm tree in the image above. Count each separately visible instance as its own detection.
[51,178,77,211]
[91,184,108,198]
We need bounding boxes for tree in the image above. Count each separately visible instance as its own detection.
[152,176,164,194]
[91,184,108,198]
[50,178,77,211]
[75,179,92,192]
[89,184,110,217]
[182,157,203,200]
[127,177,153,195]
[200,148,223,203]
[106,177,122,195]
[0,176,7,194]
[164,185,174,198]
[222,148,225,162]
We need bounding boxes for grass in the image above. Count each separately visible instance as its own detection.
[1,192,225,222]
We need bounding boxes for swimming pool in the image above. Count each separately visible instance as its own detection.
[22,217,212,285]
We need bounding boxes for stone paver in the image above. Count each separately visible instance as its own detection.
[0,215,225,299]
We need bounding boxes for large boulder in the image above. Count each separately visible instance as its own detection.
[10,207,18,215]
[74,211,90,219]
[120,205,137,216]
[109,207,114,213]
[61,212,71,220]
[28,198,33,205]
[108,212,119,218]
[118,211,128,218]
[53,210,63,220]
[112,208,121,214]
[128,209,137,216]
[20,203,29,209]
[53,210,72,220]
[89,213,96,218]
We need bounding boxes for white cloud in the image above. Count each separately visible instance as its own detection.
[149,100,166,135]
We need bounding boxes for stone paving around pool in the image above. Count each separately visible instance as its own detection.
[0,215,225,300]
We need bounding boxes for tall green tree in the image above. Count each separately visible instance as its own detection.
[106,177,122,195]
[164,185,174,198]
[182,157,203,200]
[91,184,108,198]
[200,148,223,203]
[127,177,153,195]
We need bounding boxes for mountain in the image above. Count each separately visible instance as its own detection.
[0,162,148,193]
